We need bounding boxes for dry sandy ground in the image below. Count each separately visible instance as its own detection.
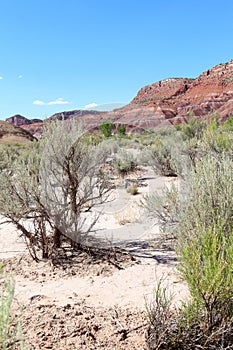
[0,174,189,349]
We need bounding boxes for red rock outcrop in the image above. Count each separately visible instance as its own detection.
[130,60,233,125]
[131,78,194,104]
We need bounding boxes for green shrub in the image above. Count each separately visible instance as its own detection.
[104,138,119,155]
[143,156,233,242]
[175,116,206,140]
[171,222,233,350]
[145,279,174,350]
[202,127,233,154]
[221,116,233,131]
[178,137,203,174]
[145,156,233,349]
[0,269,15,350]
[176,120,233,175]
[116,124,126,137]
[179,222,233,321]
[99,120,114,137]
[178,157,233,244]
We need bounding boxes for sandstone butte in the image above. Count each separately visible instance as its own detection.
[5,59,233,137]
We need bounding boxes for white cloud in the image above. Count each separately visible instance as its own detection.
[0,76,3,80]
[33,100,46,106]
[48,98,69,105]
[18,75,23,79]
[33,98,69,106]
[84,102,98,109]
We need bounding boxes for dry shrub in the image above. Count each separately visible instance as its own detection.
[147,142,178,177]
[145,156,233,349]
[113,150,137,177]
[0,121,112,261]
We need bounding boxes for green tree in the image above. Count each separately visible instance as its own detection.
[99,120,114,137]
[116,124,126,137]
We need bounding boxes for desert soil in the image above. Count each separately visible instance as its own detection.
[0,172,189,349]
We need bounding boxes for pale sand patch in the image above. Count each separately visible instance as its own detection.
[13,254,189,310]
[0,219,27,258]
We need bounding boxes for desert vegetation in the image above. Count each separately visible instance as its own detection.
[0,115,232,349]
[143,117,233,349]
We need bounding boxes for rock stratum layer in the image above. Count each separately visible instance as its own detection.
[5,59,233,135]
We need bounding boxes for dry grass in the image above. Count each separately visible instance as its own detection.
[114,204,140,225]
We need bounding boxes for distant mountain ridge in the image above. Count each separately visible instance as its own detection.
[5,114,43,127]
[5,59,233,135]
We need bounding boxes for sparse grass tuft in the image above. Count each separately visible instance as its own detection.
[0,265,30,349]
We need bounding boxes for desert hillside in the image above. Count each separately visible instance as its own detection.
[5,59,233,135]
[0,120,35,144]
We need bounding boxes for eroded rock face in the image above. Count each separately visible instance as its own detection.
[130,60,233,124]
[175,61,233,119]
[5,59,233,135]
[131,78,194,105]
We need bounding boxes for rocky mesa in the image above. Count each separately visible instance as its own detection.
[5,59,233,135]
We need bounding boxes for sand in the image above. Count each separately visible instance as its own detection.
[0,173,189,349]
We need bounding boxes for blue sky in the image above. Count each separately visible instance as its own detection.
[0,0,233,120]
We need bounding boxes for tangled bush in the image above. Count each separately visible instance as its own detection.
[0,121,111,261]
